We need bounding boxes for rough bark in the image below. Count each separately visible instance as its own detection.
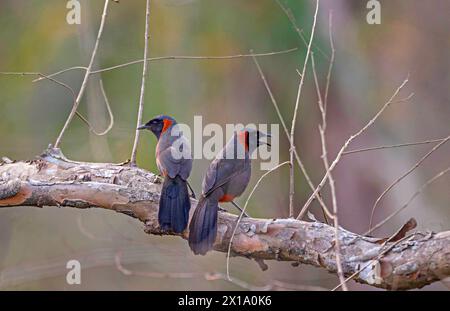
[0,148,449,290]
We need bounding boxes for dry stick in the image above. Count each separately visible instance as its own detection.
[251,56,334,221]
[0,71,94,130]
[316,12,337,225]
[31,66,87,82]
[54,0,110,148]
[368,165,450,235]
[343,138,449,155]
[94,79,114,136]
[313,12,347,289]
[275,0,329,60]
[1,72,114,136]
[323,11,335,115]
[32,48,298,82]
[289,0,320,218]
[130,0,151,166]
[311,52,347,290]
[226,161,290,281]
[297,76,412,220]
[367,134,450,233]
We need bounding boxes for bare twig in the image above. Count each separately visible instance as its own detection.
[1,72,114,137]
[311,51,346,290]
[130,0,151,166]
[275,0,329,60]
[289,0,320,218]
[226,161,290,281]
[54,0,110,148]
[90,79,114,136]
[343,138,449,155]
[32,48,298,82]
[0,71,93,129]
[297,76,411,220]
[369,165,450,235]
[368,134,450,232]
[31,66,87,82]
[367,164,450,235]
[323,11,335,115]
[251,55,333,221]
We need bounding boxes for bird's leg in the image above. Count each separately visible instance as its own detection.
[187,181,196,199]
[230,201,250,218]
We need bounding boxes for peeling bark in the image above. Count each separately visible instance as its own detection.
[0,148,449,290]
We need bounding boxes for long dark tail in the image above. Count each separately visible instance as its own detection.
[159,175,191,233]
[188,195,218,255]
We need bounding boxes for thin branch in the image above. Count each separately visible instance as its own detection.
[343,138,449,155]
[31,48,298,82]
[275,0,329,60]
[0,71,93,129]
[323,11,335,115]
[91,78,114,136]
[130,0,151,166]
[297,76,411,220]
[289,0,320,218]
[367,166,450,235]
[54,0,110,148]
[31,66,87,82]
[251,55,333,221]
[311,52,346,290]
[1,72,114,137]
[226,161,290,281]
[368,135,450,233]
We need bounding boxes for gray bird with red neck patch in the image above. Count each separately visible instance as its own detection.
[138,115,193,233]
[188,128,270,255]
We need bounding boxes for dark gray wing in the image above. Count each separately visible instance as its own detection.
[158,146,192,180]
[202,157,246,197]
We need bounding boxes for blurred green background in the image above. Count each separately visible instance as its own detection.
[0,0,449,290]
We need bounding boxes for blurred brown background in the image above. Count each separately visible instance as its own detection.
[0,0,449,290]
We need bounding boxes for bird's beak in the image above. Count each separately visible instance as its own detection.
[266,133,272,147]
[259,132,271,147]
[137,124,148,130]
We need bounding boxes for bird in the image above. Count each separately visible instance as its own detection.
[188,128,270,255]
[138,115,193,233]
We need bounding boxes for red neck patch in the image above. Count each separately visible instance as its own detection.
[238,130,249,152]
[161,119,173,134]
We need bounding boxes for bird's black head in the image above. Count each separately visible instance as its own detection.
[137,115,177,139]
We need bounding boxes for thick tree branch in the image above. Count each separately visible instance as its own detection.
[0,148,449,290]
